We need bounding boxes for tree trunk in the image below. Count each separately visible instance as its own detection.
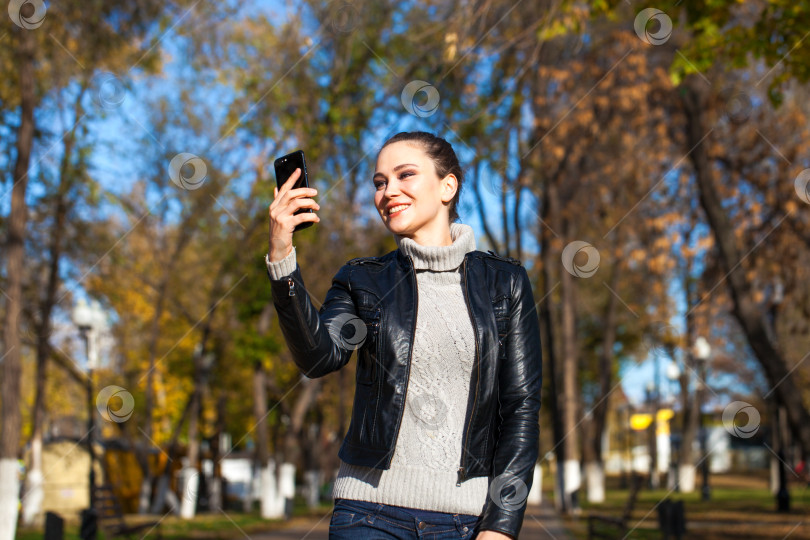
[179,380,201,519]
[180,336,214,519]
[273,376,319,517]
[254,359,278,517]
[560,218,581,510]
[209,393,227,511]
[140,254,172,511]
[539,180,566,513]
[150,396,193,514]
[253,361,269,469]
[283,376,321,468]
[585,262,619,503]
[140,220,196,512]
[253,300,279,517]
[22,79,87,525]
[681,76,810,459]
[678,270,700,492]
[0,26,36,540]
[677,360,700,492]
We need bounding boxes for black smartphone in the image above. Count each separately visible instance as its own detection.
[274,149,314,232]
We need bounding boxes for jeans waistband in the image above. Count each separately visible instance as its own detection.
[334,497,480,525]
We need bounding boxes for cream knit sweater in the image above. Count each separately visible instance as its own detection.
[265,222,489,516]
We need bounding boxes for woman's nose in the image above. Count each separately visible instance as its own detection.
[383,177,402,197]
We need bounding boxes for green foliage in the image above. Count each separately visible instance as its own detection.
[674,1,809,104]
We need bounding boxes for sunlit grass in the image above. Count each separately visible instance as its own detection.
[15,497,335,540]
[563,473,810,540]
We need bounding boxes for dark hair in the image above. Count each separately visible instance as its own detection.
[378,131,464,223]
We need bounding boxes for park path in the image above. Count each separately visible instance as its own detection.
[520,499,573,540]
[249,499,571,540]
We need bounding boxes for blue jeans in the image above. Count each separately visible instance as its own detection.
[329,498,482,539]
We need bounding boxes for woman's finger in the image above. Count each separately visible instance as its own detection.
[278,168,301,195]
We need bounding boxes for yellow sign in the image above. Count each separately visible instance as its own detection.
[630,409,674,433]
[630,413,652,430]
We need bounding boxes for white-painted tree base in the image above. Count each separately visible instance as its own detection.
[209,478,222,511]
[585,462,605,503]
[563,459,581,494]
[770,457,779,494]
[552,466,564,512]
[243,472,255,512]
[678,465,696,493]
[179,467,199,519]
[279,463,296,504]
[21,468,43,525]
[138,476,152,514]
[0,459,21,540]
[304,469,321,508]
[260,465,284,518]
[527,463,542,505]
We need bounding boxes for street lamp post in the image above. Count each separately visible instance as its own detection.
[766,279,791,512]
[72,299,106,538]
[694,337,711,502]
[646,381,659,489]
[618,404,629,489]
[666,359,680,491]
[625,404,632,489]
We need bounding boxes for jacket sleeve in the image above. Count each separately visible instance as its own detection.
[267,260,358,379]
[478,265,542,539]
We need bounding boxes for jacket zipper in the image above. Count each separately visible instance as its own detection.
[287,276,316,349]
[387,254,417,468]
[370,319,380,383]
[457,255,479,486]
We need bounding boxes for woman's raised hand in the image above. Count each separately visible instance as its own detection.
[268,168,320,262]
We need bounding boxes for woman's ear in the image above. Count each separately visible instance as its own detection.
[441,174,457,203]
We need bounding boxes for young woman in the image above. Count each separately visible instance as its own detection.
[266,132,542,539]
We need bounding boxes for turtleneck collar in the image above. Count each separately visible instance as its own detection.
[394,222,476,271]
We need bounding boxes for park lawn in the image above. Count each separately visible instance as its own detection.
[563,474,810,540]
[16,513,273,540]
[15,498,335,540]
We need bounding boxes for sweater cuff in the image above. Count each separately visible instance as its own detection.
[265,247,297,279]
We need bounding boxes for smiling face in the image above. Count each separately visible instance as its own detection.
[373,141,457,243]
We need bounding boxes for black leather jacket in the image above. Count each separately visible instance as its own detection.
[267,247,542,539]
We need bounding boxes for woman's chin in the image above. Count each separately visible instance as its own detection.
[383,217,408,234]
[385,222,403,235]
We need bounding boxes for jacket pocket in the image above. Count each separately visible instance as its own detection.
[356,304,381,387]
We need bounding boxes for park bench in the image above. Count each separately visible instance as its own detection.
[586,473,643,540]
[94,483,163,539]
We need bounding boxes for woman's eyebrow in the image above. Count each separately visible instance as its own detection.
[373,163,419,179]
